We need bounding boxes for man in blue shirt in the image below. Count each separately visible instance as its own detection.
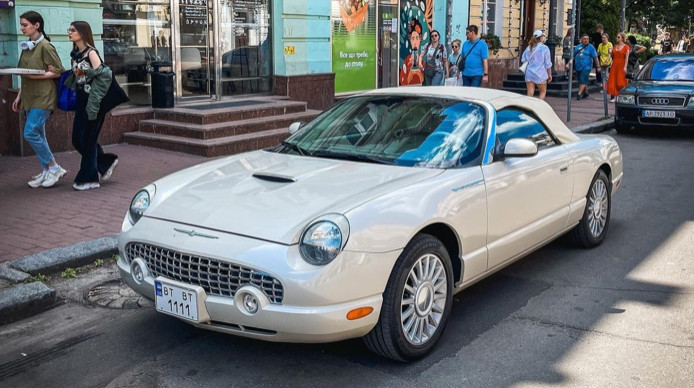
[459,25,489,87]
[573,34,601,100]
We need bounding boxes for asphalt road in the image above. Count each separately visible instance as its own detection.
[1,131,693,388]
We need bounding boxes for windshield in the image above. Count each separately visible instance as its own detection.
[277,95,487,169]
[641,58,694,81]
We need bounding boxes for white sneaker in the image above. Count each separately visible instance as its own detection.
[610,98,616,103]
[41,167,67,188]
[101,159,119,182]
[73,182,100,191]
[28,170,47,188]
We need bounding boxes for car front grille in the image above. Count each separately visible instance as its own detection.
[125,242,284,304]
[637,96,686,107]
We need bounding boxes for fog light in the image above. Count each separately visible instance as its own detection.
[243,293,259,314]
[130,258,149,285]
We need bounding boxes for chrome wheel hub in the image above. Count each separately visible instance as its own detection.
[401,254,448,346]
[588,180,609,238]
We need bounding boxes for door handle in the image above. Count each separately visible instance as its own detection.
[560,165,569,174]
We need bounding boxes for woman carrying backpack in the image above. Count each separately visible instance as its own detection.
[418,30,449,86]
[64,21,123,191]
[12,11,67,188]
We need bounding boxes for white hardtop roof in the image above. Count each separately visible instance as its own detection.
[363,86,580,144]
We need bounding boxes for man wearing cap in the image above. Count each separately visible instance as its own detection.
[574,34,600,100]
[521,30,552,99]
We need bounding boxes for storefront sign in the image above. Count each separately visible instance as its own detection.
[331,0,376,93]
[0,1,15,8]
[181,0,208,27]
[284,46,295,55]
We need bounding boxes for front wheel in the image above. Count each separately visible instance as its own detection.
[571,170,611,247]
[364,234,453,362]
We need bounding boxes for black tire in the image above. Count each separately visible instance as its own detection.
[571,170,611,248]
[364,234,453,362]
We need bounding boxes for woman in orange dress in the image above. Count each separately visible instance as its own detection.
[607,32,629,102]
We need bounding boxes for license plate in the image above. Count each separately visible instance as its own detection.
[155,280,199,322]
[643,110,675,118]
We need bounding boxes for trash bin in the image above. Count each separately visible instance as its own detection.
[151,61,174,108]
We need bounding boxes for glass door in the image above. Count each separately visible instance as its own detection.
[378,2,398,88]
[176,0,213,97]
[218,0,272,96]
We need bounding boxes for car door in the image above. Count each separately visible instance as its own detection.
[482,108,574,270]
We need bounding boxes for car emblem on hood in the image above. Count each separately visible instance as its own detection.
[650,98,669,105]
[174,228,219,239]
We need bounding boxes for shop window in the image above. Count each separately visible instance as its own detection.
[102,1,172,105]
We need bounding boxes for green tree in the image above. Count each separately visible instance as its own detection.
[580,0,621,40]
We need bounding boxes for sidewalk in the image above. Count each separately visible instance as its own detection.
[0,96,614,266]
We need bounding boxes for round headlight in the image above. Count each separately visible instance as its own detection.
[128,185,155,225]
[299,216,349,266]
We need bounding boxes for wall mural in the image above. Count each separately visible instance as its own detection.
[332,0,377,93]
[399,0,433,86]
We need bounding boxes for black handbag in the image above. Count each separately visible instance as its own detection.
[99,67,129,115]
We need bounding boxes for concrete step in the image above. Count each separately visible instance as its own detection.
[124,128,290,157]
[153,98,309,125]
[139,109,321,140]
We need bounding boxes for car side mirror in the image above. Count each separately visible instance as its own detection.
[501,138,538,158]
[625,73,633,80]
[288,122,305,135]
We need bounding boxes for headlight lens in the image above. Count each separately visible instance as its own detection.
[689,96,694,106]
[299,215,350,266]
[616,95,635,105]
[128,184,156,225]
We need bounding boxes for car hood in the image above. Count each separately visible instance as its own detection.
[147,151,441,244]
[625,81,694,95]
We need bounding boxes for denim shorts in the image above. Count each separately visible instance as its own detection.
[577,69,591,85]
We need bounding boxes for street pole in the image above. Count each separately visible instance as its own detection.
[620,0,626,32]
[567,0,577,122]
[575,0,581,44]
[547,0,558,74]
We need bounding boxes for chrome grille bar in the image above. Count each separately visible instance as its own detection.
[126,242,284,304]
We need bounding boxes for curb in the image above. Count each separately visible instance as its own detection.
[0,235,118,326]
[572,117,615,134]
[0,282,57,325]
[10,235,118,276]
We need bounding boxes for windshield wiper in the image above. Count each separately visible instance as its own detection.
[281,140,311,156]
[311,150,396,165]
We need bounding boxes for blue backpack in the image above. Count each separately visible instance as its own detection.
[57,70,77,111]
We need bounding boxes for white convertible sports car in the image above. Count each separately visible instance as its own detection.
[118,87,623,361]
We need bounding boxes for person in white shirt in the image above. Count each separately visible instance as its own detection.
[521,30,552,100]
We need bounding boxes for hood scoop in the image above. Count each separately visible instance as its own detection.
[252,172,297,183]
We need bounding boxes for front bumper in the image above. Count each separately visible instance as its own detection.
[616,104,694,129]
[118,217,402,343]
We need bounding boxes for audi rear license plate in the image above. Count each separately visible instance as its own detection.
[643,110,675,118]
[155,280,199,322]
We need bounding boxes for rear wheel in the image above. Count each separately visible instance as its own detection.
[364,234,453,362]
[571,170,611,247]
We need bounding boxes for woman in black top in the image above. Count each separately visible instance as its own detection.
[67,21,119,191]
